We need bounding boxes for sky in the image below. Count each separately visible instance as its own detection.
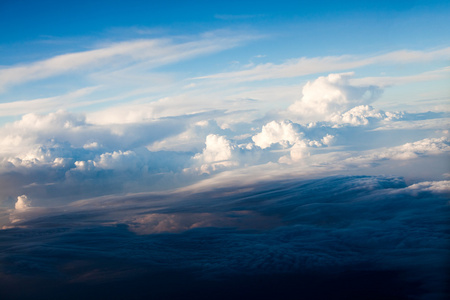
[0,1,449,299]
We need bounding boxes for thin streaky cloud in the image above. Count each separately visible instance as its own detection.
[0,31,258,92]
[0,86,100,116]
[193,47,450,82]
[349,66,450,87]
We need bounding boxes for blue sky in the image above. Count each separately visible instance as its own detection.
[2,0,449,61]
[0,2,449,298]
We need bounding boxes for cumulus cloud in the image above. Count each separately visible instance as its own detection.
[252,120,302,149]
[193,134,238,174]
[94,150,139,171]
[0,110,185,162]
[321,134,335,146]
[0,110,194,204]
[15,195,31,211]
[196,135,234,163]
[251,120,335,164]
[72,150,140,172]
[289,73,382,121]
[326,105,404,127]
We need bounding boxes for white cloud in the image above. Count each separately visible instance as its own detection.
[330,105,402,126]
[0,110,186,162]
[195,135,234,163]
[15,195,31,211]
[0,111,93,163]
[345,137,450,164]
[193,134,238,174]
[9,110,86,131]
[194,47,450,83]
[94,150,139,171]
[195,55,368,82]
[0,31,253,92]
[86,94,221,125]
[252,120,335,164]
[331,105,383,126]
[384,137,450,160]
[252,120,302,149]
[0,87,100,117]
[289,73,382,121]
[83,142,101,150]
[372,117,450,131]
[147,119,220,152]
[279,141,309,164]
[349,66,450,88]
[72,150,141,173]
[321,134,335,146]
[406,180,450,193]
[74,160,95,172]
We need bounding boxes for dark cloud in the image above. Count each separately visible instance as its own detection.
[0,176,448,299]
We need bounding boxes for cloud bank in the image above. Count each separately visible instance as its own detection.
[0,176,448,299]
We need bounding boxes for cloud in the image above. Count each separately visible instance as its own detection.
[289,73,383,121]
[0,110,185,158]
[121,210,277,235]
[372,115,450,131]
[196,134,234,162]
[379,137,450,160]
[340,137,450,169]
[0,68,447,210]
[405,180,450,193]
[194,47,450,83]
[147,119,222,152]
[0,110,194,204]
[252,120,302,149]
[321,134,335,146]
[94,150,138,170]
[193,134,238,174]
[195,55,369,82]
[349,66,450,88]
[0,87,100,117]
[72,150,141,173]
[251,120,335,164]
[329,105,403,126]
[0,30,255,92]
[0,176,447,299]
[14,195,31,211]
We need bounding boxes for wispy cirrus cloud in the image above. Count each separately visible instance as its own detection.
[193,47,450,83]
[0,86,100,117]
[0,31,258,92]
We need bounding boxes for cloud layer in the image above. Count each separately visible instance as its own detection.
[1,176,448,299]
